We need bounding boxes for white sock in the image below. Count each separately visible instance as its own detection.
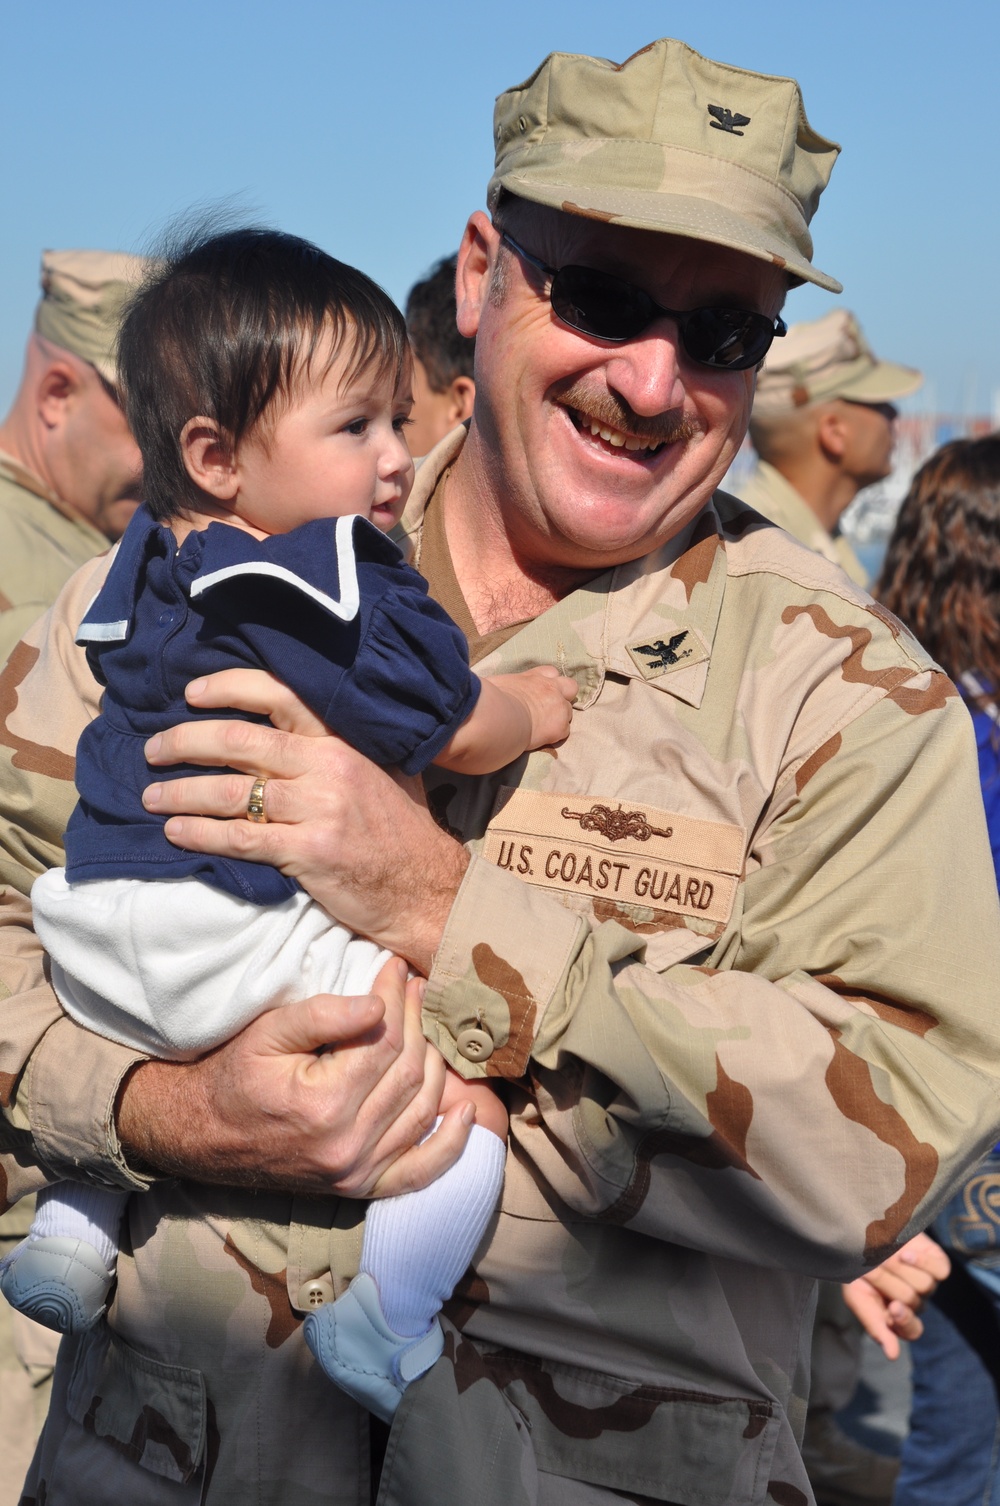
[360,1121,506,1337]
[29,1182,126,1272]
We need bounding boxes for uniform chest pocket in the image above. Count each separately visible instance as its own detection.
[58,1322,207,1496]
[481,786,745,968]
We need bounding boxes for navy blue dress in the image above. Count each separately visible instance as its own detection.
[65,507,479,904]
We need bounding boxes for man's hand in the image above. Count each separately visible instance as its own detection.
[842,1232,951,1359]
[140,669,469,973]
[117,958,474,1198]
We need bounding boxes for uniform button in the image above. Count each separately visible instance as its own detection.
[158,609,176,627]
[456,1027,494,1062]
[297,1278,334,1310]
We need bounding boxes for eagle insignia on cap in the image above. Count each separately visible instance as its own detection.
[708,105,751,136]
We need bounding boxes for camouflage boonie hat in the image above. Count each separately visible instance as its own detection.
[752,308,923,414]
[34,250,152,386]
[488,38,842,292]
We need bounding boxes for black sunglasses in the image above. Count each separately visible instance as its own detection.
[501,233,786,373]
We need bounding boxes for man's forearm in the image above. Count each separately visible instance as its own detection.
[115,1057,212,1181]
[0,885,151,1193]
[113,972,474,1200]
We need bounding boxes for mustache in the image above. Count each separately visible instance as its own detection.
[559,382,700,446]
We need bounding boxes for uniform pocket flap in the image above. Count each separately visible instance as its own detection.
[65,1324,207,1484]
[638,924,716,972]
[481,1347,779,1505]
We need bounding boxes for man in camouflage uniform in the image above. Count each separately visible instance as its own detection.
[0,249,148,663]
[2,39,1000,1506]
[0,248,148,1504]
[737,310,922,589]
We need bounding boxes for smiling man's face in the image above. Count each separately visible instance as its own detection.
[457,204,786,572]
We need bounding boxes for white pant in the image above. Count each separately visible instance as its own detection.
[32,870,390,1059]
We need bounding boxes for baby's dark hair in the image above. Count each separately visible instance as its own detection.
[117,226,409,521]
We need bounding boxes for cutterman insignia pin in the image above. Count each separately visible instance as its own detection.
[561,803,674,843]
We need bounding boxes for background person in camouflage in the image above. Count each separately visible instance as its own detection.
[0,247,148,1506]
[2,38,1000,1506]
[737,310,922,588]
[0,251,148,663]
[404,253,476,457]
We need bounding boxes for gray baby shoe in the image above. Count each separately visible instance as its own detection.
[303,1272,443,1422]
[0,1236,114,1332]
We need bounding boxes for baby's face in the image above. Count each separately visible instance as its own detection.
[232,334,414,536]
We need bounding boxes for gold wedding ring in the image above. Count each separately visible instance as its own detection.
[246,776,269,824]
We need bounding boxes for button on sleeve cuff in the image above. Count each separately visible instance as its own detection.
[424,854,586,1079]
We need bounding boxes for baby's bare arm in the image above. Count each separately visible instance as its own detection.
[434,666,576,776]
[439,1062,509,1140]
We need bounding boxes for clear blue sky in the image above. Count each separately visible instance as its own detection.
[3,0,997,416]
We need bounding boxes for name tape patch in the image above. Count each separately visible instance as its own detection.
[482,788,743,925]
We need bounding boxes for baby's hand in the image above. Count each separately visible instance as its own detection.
[489,666,577,750]
[434,665,576,775]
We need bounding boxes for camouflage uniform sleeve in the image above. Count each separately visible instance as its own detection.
[0,557,150,1212]
[423,679,1000,1278]
[0,603,59,669]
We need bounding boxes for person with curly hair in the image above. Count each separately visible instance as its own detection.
[880,435,1000,879]
[878,433,1000,1506]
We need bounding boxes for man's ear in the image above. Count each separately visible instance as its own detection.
[445,375,476,424]
[455,211,495,340]
[180,417,239,499]
[36,363,79,431]
[816,404,848,463]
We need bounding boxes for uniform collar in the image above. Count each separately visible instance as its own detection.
[0,447,108,548]
[399,425,729,710]
[77,507,402,644]
[741,460,869,587]
[747,460,840,551]
[76,505,162,641]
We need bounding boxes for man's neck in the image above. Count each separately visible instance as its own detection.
[772,456,857,536]
[443,433,599,636]
[0,409,50,493]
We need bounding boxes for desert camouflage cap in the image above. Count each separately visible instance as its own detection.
[488,38,842,293]
[752,309,923,415]
[34,250,152,386]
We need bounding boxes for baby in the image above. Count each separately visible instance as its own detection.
[0,227,575,1422]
